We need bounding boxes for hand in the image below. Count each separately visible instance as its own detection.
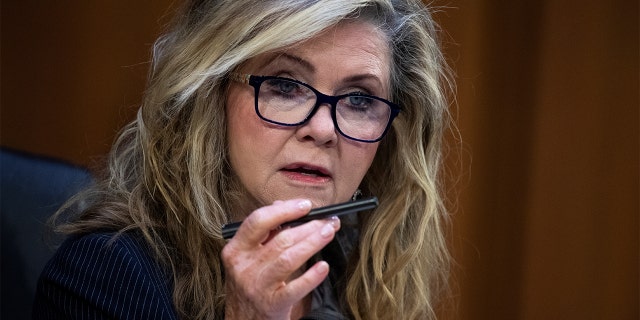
[221,199,341,320]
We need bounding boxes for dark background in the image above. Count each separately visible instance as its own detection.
[2,1,638,319]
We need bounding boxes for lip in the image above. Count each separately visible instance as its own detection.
[280,162,333,183]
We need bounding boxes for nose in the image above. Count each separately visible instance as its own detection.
[295,104,338,146]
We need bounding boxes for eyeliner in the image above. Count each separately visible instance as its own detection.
[221,196,378,239]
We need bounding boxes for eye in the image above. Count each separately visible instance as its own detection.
[265,78,300,96]
[277,80,297,94]
[347,95,371,107]
[342,95,375,112]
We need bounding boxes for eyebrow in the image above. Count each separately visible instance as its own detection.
[342,74,384,88]
[267,52,386,93]
[271,52,316,73]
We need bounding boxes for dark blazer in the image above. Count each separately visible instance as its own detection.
[33,232,178,319]
[33,226,357,319]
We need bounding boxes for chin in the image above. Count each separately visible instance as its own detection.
[274,190,338,208]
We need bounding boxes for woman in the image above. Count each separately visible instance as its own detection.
[34,0,452,319]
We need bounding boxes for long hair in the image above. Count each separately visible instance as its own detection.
[54,0,453,318]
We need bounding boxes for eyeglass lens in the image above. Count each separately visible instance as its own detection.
[257,78,392,141]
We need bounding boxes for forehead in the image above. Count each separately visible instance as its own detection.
[242,21,391,84]
[290,21,389,58]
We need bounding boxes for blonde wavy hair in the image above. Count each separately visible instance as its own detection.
[55,0,453,318]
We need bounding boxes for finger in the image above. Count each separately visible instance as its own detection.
[276,261,330,302]
[234,199,312,246]
[266,216,341,254]
[264,217,340,281]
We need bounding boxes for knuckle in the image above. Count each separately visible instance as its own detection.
[243,208,267,233]
[275,250,296,271]
[221,245,235,263]
[244,284,260,299]
[273,232,294,250]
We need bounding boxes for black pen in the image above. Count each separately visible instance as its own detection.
[221,196,378,239]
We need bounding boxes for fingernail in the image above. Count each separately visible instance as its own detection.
[329,216,340,229]
[316,261,329,274]
[298,199,312,210]
[320,223,335,238]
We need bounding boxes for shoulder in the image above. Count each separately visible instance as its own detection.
[34,231,178,319]
[43,232,169,290]
[50,232,160,273]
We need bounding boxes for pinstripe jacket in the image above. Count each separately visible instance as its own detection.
[33,232,178,319]
[33,228,356,319]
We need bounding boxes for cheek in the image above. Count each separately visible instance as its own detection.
[226,86,251,132]
[356,145,379,171]
[226,86,258,170]
[342,143,379,186]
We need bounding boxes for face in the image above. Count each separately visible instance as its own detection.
[226,21,391,213]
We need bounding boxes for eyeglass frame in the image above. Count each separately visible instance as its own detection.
[229,73,401,143]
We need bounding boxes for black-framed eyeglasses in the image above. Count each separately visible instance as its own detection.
[229,73,400,143]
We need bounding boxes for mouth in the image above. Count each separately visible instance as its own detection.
[281,163,332,179]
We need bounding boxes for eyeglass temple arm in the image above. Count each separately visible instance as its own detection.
[229,73,251,84]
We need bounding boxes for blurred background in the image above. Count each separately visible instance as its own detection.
[1,1,638,319]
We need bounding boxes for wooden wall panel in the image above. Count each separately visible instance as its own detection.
[2,1,637,319]
[436,0,638,319]
[519,1,638,318]
[1,1,176,167]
